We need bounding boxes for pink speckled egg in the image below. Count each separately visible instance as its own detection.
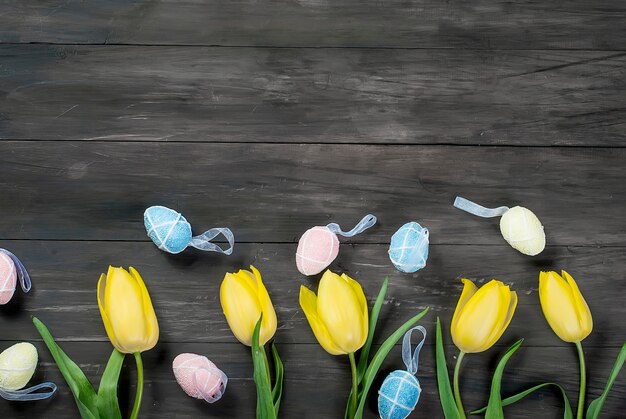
[0,252,17,305]
[173,353,227,403]
[296,226,340,276]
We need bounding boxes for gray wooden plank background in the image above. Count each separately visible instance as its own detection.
[1,1,625,49]
[1,46,624,145]
[0,1,625,418]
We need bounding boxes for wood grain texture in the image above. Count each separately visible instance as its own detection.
[1,46,625,145]
[1,1,625,49]
[2,1,626,418]
[1,340,624,419]
[0,142,624,245]
[0,241,625,347]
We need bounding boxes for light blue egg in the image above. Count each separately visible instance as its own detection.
[378,370,421,419]
[144,206,192,254]
[388,222,429,273]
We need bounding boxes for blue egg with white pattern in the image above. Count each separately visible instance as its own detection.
[388,222,429,273]
[144,206,192,254]
[378,370,421,419]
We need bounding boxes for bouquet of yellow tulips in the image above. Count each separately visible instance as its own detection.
[436,272,626,419]
[299,271,429,419]
[33,266,159,419]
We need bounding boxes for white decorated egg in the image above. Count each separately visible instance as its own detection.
[0,343,38,391]
[500,206,545,256]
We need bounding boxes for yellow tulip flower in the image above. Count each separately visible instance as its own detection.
[539,271,592,343]
[451,279,518,354]
[450,278,517,418]
[220,266,277,346]
[299,270,368,355]
[97,266,159,354]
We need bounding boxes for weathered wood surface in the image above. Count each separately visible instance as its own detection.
[0,142,625,245]
[2,0,626,417]
[1,341,625,419]
[1,46,625,145]
[1,242,625,348]
[1,1,625,50]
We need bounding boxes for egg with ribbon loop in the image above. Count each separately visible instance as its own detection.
[0,342,57,401]
[388,222,429,273]
[378,325,426,419]
[144,206,235,256]
[453,196,545,256]
[296,214,377,276]
[173,353,227,403]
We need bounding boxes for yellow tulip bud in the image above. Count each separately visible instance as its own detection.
[220,266,277,346]
[451,279,517,353]
[299,270,369,355]
[0,343,37,391]
[97,266,159,353]
[539,271,592,343]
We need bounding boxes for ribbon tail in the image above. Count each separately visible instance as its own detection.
[401,325,427,375]
[0,382,57,401]
[326,214,377,237]
[0,249,32,293]
[189,228,235,255]
[453,196,509,218]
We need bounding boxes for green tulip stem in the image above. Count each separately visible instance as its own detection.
[130,352,144,419]
[453,351,467,419]
[261,344,271,388]
[575,341,586,419]
[348,352,358,419]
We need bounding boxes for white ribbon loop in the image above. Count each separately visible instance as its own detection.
[189,228,235,255]
[326,214,377,238]
[0,382,57,401]
[192,366,228,403]
[453,196,509,219]
[402,325,427,375]
[0,249,32,293]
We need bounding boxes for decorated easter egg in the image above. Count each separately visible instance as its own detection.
[0,252,17,305]
[388,222,429,273]
[0,343,37,391]
[378,370,421,419]
[144,206,193,254]
[296,226,340,276]
[173,353,227,403]
[500,206,545,256]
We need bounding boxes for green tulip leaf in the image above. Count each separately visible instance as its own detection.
[484,339,524,419]
[354,307,430,418]
[251,316,276,419]
[33,317,100,419]
[471,382,573,419]
[356,277,388,383]
[271,343,284,416]
[96,349,125,419]
[436,318,462,419]
[586,343,626,419]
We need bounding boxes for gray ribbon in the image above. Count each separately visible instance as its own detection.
[190,228,235,255]
[453,196,509,218]
[0,248,31,293]
[402,325,427,375]
[327,214,377,237]
[0,382,57,401]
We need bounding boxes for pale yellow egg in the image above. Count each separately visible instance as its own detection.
[0,342,38,391]
[500,206,546,256]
